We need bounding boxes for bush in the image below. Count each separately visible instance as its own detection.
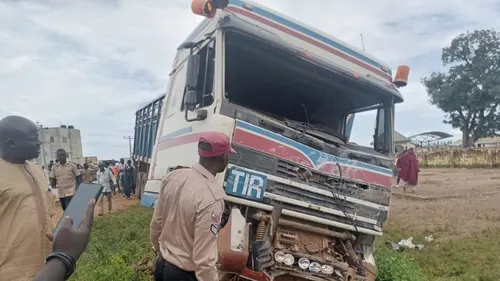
[70,205,154,281]
[375,243,424,281]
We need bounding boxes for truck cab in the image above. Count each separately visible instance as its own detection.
[140,1,408,281]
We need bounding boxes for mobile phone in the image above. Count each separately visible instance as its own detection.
[53,183,103,236]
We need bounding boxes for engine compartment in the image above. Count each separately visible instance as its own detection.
[218,205,377,281]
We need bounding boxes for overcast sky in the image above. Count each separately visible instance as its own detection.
[1,0,499,159]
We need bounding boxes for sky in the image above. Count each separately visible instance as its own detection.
[1,0,500,159]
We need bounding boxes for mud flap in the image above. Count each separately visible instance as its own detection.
[251,240,273,272]
[217,207,250,273]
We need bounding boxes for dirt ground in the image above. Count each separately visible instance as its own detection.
[387,168,500,240]
[52,194,140,225]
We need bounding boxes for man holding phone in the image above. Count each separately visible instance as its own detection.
[33,199,96,281]
[0,116,56,281]
[50,149,83,210]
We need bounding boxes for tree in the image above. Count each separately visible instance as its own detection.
[422,29,500,147]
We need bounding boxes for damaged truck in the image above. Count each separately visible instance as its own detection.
[139,0,409,280]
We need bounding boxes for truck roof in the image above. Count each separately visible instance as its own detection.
[226,0,393,81]
[176,0,402,102]
[181,1,395,83]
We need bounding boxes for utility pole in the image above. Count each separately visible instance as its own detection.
[123,136,134,159]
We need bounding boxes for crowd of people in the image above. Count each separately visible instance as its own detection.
[39,155,137,216]
[0,115,235,281]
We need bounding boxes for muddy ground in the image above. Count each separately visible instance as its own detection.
[52,194,140,225]
[387,168,500,240]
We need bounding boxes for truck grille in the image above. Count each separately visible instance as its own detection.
[228,144,390,229]
[276,160,300,179]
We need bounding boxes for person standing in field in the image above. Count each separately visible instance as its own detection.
[112,163,120,195]
[395,149,406,188]
[126,160,136,195]
[81,163,94,184]
[150,131,235,281]
[50,149,83,210]
[0,115,55,280]
[398,147,420,192]
[120,159,134,199]
[96,162,117,216]
[118,158,126,196]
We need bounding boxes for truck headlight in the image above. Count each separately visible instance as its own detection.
[308,262,321,273]
[283,254,295,266]
[298,257,310,269]
[321,264,334,274]
[274,251,285,263]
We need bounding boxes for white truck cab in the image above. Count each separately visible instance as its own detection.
[140,1,409,281]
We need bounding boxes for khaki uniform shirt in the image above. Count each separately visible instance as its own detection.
[150,164,225,281]
[50,162,81,198]
[81,168,94,183]
[0,159,55,281]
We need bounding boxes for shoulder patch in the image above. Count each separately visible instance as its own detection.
[209,200,223,236]
[211,210,222,226]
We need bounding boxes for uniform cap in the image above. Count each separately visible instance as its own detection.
[198,131,236,157]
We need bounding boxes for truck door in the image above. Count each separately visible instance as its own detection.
[150,40,217,182]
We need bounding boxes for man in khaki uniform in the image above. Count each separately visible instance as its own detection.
[150,131,235,281]
[50,149,82,210]
[81,163,94,183]
[0,116,56,281]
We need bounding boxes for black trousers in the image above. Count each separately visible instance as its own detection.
[60,196,73,211]
[154,255,197,281]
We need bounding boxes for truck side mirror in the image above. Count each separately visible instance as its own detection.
[184,90,197,112]
[186,54,200,90]
[184,90,207,122]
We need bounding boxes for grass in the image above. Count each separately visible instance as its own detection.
[71,205,500,281]
[70,205,154,281]
[377,227,500,281]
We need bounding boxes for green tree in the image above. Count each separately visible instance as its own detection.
[422,29,500,147]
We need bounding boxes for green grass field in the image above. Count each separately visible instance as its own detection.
[70,205,154,281]
[71,205,500,281]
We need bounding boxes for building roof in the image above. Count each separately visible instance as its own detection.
[370,131,408,146]
[408,131,453,144]
[476,136,500,144]
[394,131,409,142]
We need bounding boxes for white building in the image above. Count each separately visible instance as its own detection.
[36,125,84,167]
[476,136,500,148]
[394,131,415,152]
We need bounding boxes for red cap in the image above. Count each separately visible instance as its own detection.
[198,131,236,157]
